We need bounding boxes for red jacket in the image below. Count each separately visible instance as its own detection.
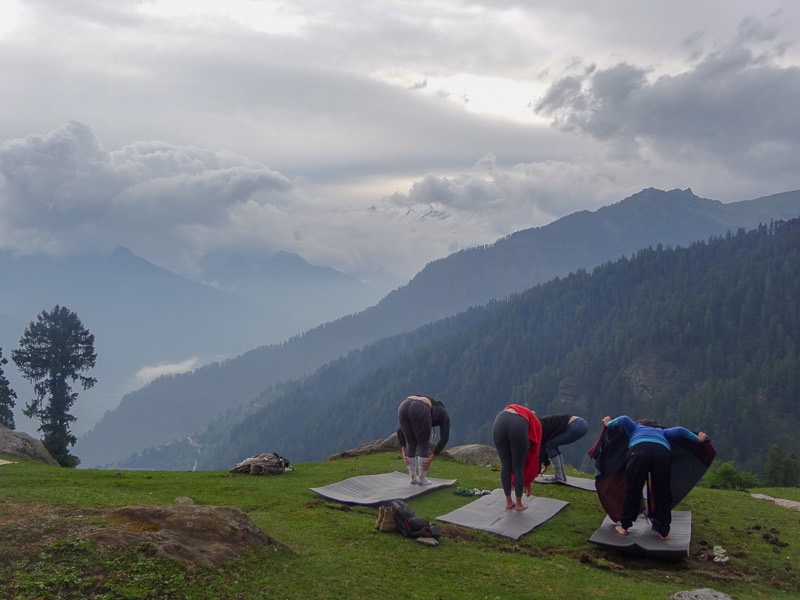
[505,404,542,487]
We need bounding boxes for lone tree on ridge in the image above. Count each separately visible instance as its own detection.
[0,348,17,429]
[12,305,97,467]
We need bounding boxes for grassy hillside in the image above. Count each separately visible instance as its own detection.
[1,452,799,599]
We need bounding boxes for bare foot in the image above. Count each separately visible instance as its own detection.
[514,503,528,512]
[614,525,628,536]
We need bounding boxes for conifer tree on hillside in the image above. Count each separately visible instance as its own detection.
[763,445,800,487]
[11,306,96,467]
[0,348,17,430]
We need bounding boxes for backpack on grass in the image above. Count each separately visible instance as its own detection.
[388,499,441,539]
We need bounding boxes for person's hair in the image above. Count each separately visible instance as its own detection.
[424,396,445,410]
[636,418,663,428]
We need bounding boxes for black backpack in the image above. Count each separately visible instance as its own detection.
[388,499,442,539]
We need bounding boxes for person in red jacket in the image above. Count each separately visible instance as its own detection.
[492,404,542,511]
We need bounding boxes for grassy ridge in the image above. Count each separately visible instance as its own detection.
[1,453,799,599]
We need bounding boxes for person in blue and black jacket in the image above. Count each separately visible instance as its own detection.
[601,415,708,540]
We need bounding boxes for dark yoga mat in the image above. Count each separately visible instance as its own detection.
[588,511,692,559]
[310,471,456,505]
[436,489,569,540]
[535,474,596,491]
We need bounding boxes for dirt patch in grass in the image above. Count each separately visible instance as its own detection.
[440,523,478,542]
[0,502,281,569]
[0,502,107,565]
[90,504,281,567]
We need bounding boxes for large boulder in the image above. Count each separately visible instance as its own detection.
[0,424,58,466]
[670,590,734,600]
[327,433,401,460]
[327,437,500,468]
[443,444,500,468]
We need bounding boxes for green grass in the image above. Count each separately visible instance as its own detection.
[1,452,799,599]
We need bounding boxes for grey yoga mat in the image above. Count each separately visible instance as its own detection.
[310,471,456,505]
[436,489,569,540]
[535,474,597,491]
[588,511,692,559]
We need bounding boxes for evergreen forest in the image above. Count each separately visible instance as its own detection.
[120,219,800,475]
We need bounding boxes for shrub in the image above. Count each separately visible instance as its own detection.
[702,460,760,490]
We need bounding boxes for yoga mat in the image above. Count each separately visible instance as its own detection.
[535,475,596,491]
[588,511,692,559]
[436,489,569,540]
[310,471,456,505]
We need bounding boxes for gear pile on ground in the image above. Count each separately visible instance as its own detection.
[230,452,291,475]
[375,500,442,546]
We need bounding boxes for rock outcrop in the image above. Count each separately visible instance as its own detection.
[327,433,401,460]
[443,444,500,468]
[0,424,59,466]
[328,434,500,469]
[670,590,734,600]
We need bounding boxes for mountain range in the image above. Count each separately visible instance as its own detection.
[0,247,385,436]
[71,187,800,468]
[116,215,800,473]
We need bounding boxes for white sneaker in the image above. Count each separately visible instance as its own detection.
[713,555,730,564]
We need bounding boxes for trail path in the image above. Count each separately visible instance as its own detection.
[751,493,800,513]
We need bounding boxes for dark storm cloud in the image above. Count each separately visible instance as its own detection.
[534,18,800,177]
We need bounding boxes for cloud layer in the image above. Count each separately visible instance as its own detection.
[1,1,799,284]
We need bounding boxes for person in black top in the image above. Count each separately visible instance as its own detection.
[397,395,450,485]
[538,414,588,482]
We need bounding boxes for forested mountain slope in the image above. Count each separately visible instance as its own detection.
[120,219,800,473]
[78,188,800,467]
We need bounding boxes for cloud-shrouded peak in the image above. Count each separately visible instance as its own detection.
[0,121,622,283]
[0,122,301,276]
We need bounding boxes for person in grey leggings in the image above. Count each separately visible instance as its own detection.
[397,395,450,484]
[492,404,542,511]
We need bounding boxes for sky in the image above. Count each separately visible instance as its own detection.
[1,0,800,288]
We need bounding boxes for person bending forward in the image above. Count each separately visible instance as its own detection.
[492,404,542,511]
[397,395,450,485]
[602,415,708,539]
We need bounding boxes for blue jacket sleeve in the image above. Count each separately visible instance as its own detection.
[663,426,699,443]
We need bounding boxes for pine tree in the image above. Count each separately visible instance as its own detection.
[11,306,96,467]
[0,349,17,430]
[763,445,788,486]
[785,452,800,487]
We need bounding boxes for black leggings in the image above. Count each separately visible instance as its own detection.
[492,410,529,498]
[621,442,672,535]
[398,397,432,458]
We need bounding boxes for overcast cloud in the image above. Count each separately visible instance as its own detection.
[1,0,799,285]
